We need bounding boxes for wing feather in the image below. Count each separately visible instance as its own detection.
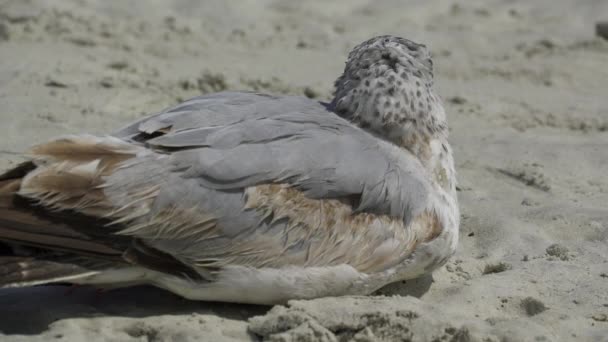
[107,92,436,274]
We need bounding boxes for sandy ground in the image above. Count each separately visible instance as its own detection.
[1,0,607,341]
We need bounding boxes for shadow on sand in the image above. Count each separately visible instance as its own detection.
[0,274,434,335]
[0,285,269,335]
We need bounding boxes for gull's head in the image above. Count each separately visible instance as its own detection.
[331,35,448,147]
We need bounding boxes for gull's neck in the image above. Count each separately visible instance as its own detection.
[395,123,456,196]
[328,38,455,194]
[331,92,456,194]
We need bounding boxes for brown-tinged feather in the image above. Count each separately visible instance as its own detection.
[18,160,112,217]
[16,135,153,218]
[0,136,205,287]
[414,210,443,242]
[232,184,444,273]
[399,132,432,163]
[28,135,137,173]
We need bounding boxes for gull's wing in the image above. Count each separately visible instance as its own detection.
[0,92,439,286]
[112,92,439,274]
[115,91,431,220]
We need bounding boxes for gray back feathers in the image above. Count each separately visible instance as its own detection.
[107,91,435,272]
[115,91,432,224]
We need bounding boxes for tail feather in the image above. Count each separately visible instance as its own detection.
[0,256,99,288]
[0,147,203,287]
[0,177,124,258]
[0,160,124,288]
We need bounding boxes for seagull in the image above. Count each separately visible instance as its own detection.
[0,35,459,305]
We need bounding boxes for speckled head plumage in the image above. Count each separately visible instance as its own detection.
[331,35,448,147]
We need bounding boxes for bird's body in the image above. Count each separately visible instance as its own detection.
[0,36,459,304]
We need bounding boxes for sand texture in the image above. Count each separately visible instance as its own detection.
[1,0,607,341]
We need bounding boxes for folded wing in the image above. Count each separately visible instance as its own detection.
[0,92,437,287]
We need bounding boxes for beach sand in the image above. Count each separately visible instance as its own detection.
[0,0,607,341]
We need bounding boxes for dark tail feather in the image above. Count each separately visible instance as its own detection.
[0,256,98,288]
[0,161,203,286]
[0,162,120,288]
[0,162,124,258]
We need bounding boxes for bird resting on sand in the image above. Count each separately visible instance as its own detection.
[0,35,459,305]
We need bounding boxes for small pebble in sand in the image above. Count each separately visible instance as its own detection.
[448,96,467,105]
[521,198,538,206]
[123,322,159,340]
[296,40,308,49]
[108,61,129,70]
[197,72,228,93]
[546,243,570,261]
[99,78,114,88]
[0,22,9,41]
[592,313,607,322]
[482,262,512,275]
[508,9,521,17]
[521,297,548,316]
[67,37,97,47]
[474,8,490,17]
[45,79,69,88]
[596,21,608,40]
[497,165,550,192]
[303,86,319,99]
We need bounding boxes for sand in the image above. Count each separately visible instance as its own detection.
[1,0,607,341]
